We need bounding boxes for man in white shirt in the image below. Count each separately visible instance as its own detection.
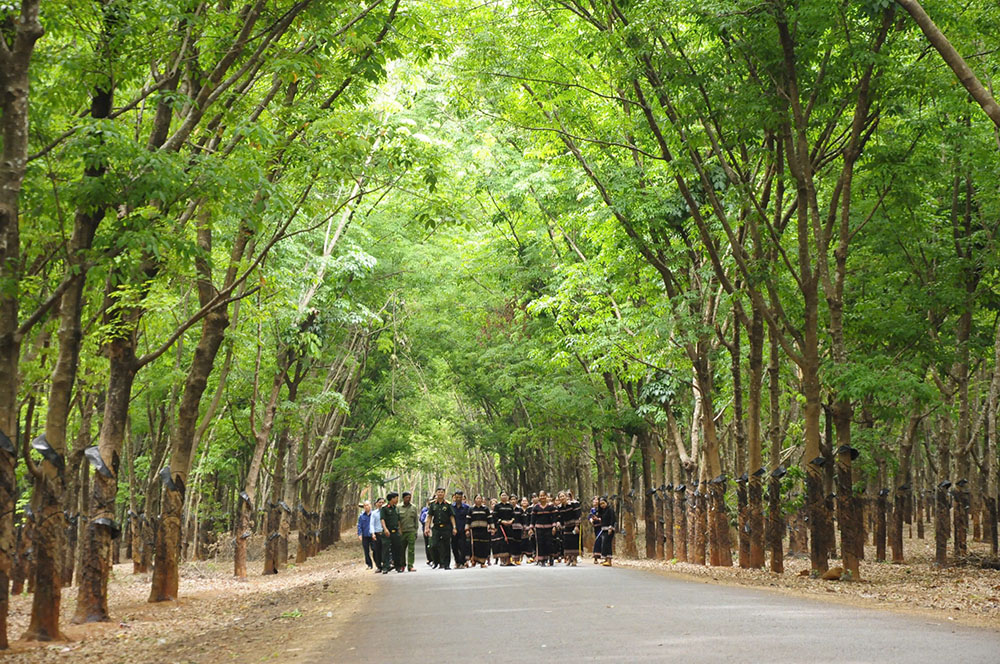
[369,497,384,572]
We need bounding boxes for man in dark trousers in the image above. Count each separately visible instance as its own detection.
[424,487,457,569]
[380,492,404,574]
[450,490,472,568]
[397,491,419,572]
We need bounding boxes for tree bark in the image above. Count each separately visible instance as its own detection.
[149,306,230,601]
[653,439,665,560]
[674,487,687,562]
[737,476,749,569]
[73,336,136,623]
[693,351,732,567]
[234,363,285,579]
[835,439,859,579]
[766,324,784,573]
[0,0,45,637]
[935,413,952,565]
[617,444,638,559]
[24,7,115,634]
[640,431,656,559]
[746,305,765,569]
[892,414,920,563]
[263,428,290,575]
[876,489,888,563]
[692,485,706,566]
[727,316,749,569]
[988,319,999,556]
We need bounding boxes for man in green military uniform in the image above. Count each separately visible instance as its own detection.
[380,492,404,573]
[397,491,420,572]
[424,487,457,569]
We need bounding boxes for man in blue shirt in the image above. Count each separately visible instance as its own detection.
[419,499,432,566]
[450,490,472,568]
[357,501,373,569]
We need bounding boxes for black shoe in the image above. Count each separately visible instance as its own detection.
[396,568,404,573]
[382,570,389,574]
[440,566,451,570]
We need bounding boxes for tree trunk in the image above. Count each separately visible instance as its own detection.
[729,318,749,569]
[640,431,655,559]
[876,489,887,563]
[150,307,229,601]
[235,362,285,579]
[766,324,784,573]
[279,438,296,566]
[693,352,732,567]
[766,473,784,573]
[693,487,706,566]
[263,428,290,575]
[747,306,765,569]
[653,439,665,560]
[737,478,749,569]
[835,434,859,579]
[935,412,951,566]
[662,489,673,560]
[801,344,828,574]
[892,414,919,563]
[0,1,44,643]
[674,488,687,562]
[25,19,115,635]
[74,338,136,622]
[988,318,1000,556]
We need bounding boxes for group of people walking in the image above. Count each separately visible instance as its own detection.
[356,491,420,573]
[359,488,619,572]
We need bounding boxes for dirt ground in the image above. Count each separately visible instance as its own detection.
[1,538,376,663]
[619,532,1000,630]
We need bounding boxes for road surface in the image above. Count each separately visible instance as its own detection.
[313,551,999,663]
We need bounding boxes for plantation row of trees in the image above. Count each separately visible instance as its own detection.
[396,0,1000,573]
[1,0,999,648]
[0,0,463,646]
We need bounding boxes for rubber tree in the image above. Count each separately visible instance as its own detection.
[0,0,43,648]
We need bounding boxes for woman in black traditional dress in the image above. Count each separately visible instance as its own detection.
[597,495,616,566]
[510,495,523,564]
[588,496,601,563]
[529,490,558,566]
[492,491,516,566]
[488,498,502,564]
[552,492,565,562]
[560,491,582,566]
[520,496,532,563]
[466,495,492,568]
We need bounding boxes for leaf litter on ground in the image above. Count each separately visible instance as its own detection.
[620,533,1000,629]
[2,538,375,663]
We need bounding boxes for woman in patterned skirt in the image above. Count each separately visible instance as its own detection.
[510,495,523,564]
[489,498,503,565]
[520,496,533,562]
[529,490,558,566]
[560,490,582,565]
[492,491,516,566]
[467,495,492,568]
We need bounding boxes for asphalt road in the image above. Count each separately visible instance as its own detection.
[315,550,1000,663]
